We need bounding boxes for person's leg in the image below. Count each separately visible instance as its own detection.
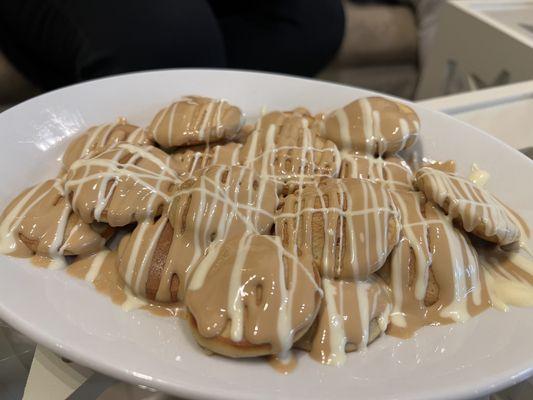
[0,0,226,90]
[210,0,345,77]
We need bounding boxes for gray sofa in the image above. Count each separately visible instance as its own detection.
[320,2,419,99]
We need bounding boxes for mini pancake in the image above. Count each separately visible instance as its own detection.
[416,167,520,245]
[65,144,180,227]
[276,178,400,280]
[240,111,341,193]
[0,179,105,262]
[186,234,322,357]
[323,96,419,155]
[148,96,243,148]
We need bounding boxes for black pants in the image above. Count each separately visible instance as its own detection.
[0,0,345,90]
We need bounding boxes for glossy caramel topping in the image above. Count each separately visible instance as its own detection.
[240,112,341,191]
[148,96,243,148]
[62,119,152,168]
[276,178,400,280]
[65,144,180,227]
[0,179,105,267]
[117,165,279,303]
[416,167,520,245]
[171,142,242,178]
[324,96,419,155]
[339,152,414,190]
[186,234,321,357]
[309,276,391,366]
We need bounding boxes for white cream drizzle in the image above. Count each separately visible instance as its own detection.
[318,277,390,366]
[480,241,533,311]
[85,250,110,283]
[388,199,484,330]
[469,163,490,188]
[390,192,432,300]
[322,279,347,366]
[389,237,408,328]
[436,207,481,322]
[334,108,351,149]
[359,98,374,154]
[274,235,293,358]
[122,285,149,311]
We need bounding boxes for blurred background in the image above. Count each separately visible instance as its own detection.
[1,0,532,111]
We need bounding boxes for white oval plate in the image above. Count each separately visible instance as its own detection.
[0,70,532,400]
